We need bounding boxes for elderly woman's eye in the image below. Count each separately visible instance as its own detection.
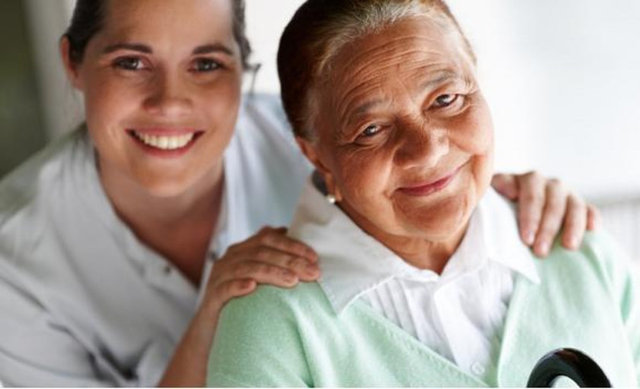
[193,58,222,72]
[113,57,145,71]
[361,125,381,137]
[433,94,459,108]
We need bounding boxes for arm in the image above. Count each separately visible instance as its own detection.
[622,265,640,384]
[602,237,640,383]
[0,270,114,387]
[207,286,310,387]
[492,172,600,257]
[158,227,318,387]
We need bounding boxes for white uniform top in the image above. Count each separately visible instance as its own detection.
[289,181,539,382]
[0,94,310,386]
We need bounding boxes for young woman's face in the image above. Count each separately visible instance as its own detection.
[65,0,243,197]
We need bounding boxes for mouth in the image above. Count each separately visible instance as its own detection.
[127,129,204,154]
[397,163,466,197]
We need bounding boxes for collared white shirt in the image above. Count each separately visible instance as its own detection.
[0,94,310,386]
[288,179,539,380]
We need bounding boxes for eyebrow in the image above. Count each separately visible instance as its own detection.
[102,42,234,56]
[350,71,461,117]
[102,43,152,54]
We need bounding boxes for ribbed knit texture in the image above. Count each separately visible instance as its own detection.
[207,232,640,387]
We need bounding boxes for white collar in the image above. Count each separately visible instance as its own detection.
[288,178,540,315]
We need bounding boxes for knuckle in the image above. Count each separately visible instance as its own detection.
[547,178,561,188]
[524,170,541,182]
[568,194,585,209]
[588,204,602,219]
[256,263,274,276]
[254,249,269,262]
[257,226,273,236]
[232,263,249,278]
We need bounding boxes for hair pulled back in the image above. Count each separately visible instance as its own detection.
[63,0,252,69]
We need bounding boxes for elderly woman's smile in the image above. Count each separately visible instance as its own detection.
[301,16,494,269]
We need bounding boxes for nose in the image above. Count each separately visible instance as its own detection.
[395,120,449,169]
[143,70,192,118]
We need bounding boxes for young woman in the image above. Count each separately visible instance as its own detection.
[0,0,598,386]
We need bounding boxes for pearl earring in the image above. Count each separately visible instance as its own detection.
[326,194,337,204]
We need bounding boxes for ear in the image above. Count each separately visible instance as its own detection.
[60,37,84,91]
[296,136,343,202]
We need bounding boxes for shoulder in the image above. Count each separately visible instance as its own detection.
[0,129,92,265]
[209,283,325,387]
[233,93,295,148]
[216,282,335,341]
[0,129,89,219]
[539,230,637,298]
[220,281,331,323]
[224,94,312,229]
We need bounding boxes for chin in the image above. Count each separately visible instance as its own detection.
[133,171,199,198]
[402,189,476,241]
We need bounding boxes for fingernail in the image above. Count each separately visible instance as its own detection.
[524,231,535,245]
[569,237,579,249]
[305,263,319,274]
[538,241,549,256]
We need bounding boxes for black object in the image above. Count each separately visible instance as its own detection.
[527,348,611,387]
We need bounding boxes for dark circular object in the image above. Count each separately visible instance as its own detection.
[527,348,611,387]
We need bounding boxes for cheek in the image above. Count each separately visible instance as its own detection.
[199,77,242,125]
[455,103,495,194]
[331,148,394,208]
[453,102,494,156]
[82,73,140,130]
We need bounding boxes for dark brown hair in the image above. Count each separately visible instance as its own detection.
[63,0,252,69]
[277,0,475,139]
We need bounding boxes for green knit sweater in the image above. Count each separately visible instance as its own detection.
[207,232,640,387]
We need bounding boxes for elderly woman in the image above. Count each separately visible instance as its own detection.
[206,0,640,386]
[0,0,602,386]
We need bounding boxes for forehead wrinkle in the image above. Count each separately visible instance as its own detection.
[324,19,475,139]
[334,63,461,130]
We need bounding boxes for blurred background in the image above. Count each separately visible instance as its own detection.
[1,0,639,262]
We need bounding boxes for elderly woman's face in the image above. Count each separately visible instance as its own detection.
[307,16,494,244]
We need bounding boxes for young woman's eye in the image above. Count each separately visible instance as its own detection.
[192,58,221,72]
[113,57,145,71]
[433,94,460,108]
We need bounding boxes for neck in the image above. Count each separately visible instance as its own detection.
[100,164,224,229]
[339,204,468,274]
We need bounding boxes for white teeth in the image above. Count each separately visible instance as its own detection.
[133,132,195,150]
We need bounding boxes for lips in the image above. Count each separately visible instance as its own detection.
[127,128,203,155]
[397,164,465,197]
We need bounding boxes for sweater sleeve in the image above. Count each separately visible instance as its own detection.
[592,232,640,384]
[617,261,640,383]
[206,285,312,387]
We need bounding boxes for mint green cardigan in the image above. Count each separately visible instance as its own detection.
[207,232,640,387]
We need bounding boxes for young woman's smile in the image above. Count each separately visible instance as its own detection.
[64,0,243,197]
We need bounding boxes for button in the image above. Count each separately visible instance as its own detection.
[470,362,485,376]
[163,265,172,275]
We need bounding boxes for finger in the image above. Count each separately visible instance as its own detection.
[560,195,587,250]
[491,173,519,200]
[287,256,321,281]
[516,171,546,245]
[212,279,257,307]
[256,228,318,262]
[251,246,320,281]
[232,261,300,288]
[533,179,567,257]
[586,204,601,231]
